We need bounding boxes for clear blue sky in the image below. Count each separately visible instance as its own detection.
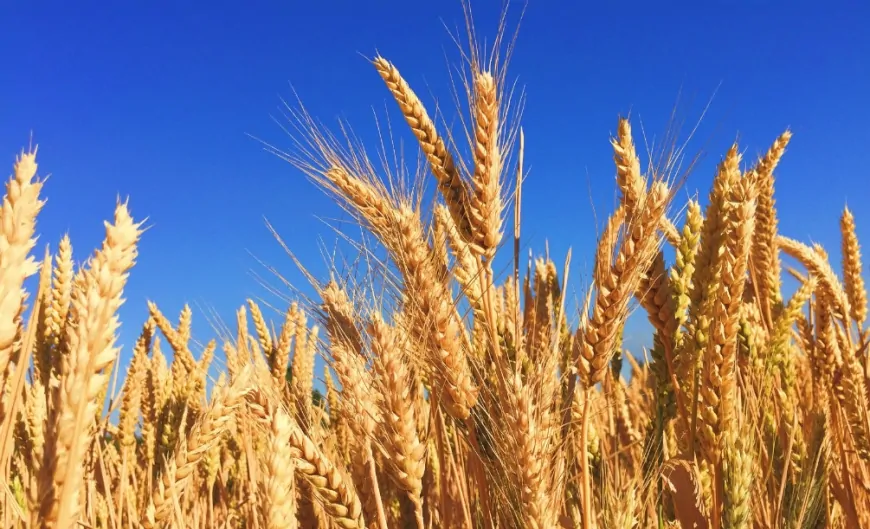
[2,2,868,377]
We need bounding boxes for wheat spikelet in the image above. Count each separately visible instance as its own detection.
[840,207,867,326]
[639,251,678,344]
[308,162,479,420]
[261,401,299,529]
[832,355,870,459]
[324,367,349,462]
[273,302,299,386]
[612,117,646,214]
[468,70,504,261]
[48,234,73,347]
[779,237,851,328]
[142,335,169,480]
[671,200,703,348]
[321,166,396,236]
[319,282,389,524]
[575,205,623,381]
[771,277,817,470]
[750,131,792,320]
[682,151,737,335]
[247,298,274,354]
[722,428,753,528]
[149,301,197,382]
[31,247,54,390]
[290,314,317,432]
[369,314,426,517]
[177,303,192,349]
[391,205,479,419]
[247,387,366,529]
[503,371,558,529]
[118,321,153,457]
[290,420,367,529]
[524,257,560,360]
[144,370,253,527]
[698,159,756,465]
[613,372,643,448]
[612,117,679,244]
[581,182,669,385]
[436,204,484,310]
[22,379,47,519]
[816,307,842,389]
[321,281,379,438]
[193,340,215,398]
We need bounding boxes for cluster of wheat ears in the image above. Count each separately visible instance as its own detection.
[1,21,869,529]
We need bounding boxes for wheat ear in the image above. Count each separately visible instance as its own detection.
[750,131,791,323]
[39,200,142,528]
[262,400,299,529]
[468,71,504,261]
[840,207,866,327]
[143,370,253,528]
[369,314,426,520]
[373,56,473,241]
[247,388,367,529]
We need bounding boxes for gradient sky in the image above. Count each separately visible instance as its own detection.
[2,2,868,381]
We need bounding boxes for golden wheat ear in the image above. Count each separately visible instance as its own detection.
[40,200,143,528]
[468,70,505,261]
[369,315,427,526]
[841,207,867,327]
[143,369,254,528]
[0,149,44,389]
[372,56,474,241]
[750,130,792,323]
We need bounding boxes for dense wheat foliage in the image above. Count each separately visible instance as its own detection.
[2,16,869,529]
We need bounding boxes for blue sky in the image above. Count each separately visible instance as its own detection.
[2,2,868,380]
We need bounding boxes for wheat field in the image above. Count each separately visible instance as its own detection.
[0,14,868,529]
